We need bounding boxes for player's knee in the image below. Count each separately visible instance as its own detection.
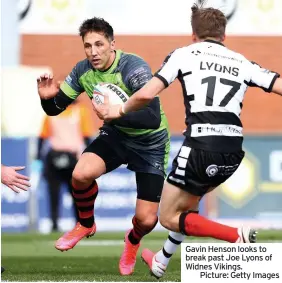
[135,214,158,230]
[159,214,171,230]
[72,168,93,188]
[159,213,177,231]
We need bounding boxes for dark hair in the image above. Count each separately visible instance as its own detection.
[79,17,114,41]
[191,2,227,40]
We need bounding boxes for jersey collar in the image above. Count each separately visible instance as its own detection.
[204,39,225,47]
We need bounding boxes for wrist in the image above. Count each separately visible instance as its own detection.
[119,104,126,116]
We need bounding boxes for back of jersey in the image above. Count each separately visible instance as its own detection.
[156,39,279,152]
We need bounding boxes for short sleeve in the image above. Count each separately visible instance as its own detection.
[60,64,84,99]
[245,61,280,93]
[120,54,153,93]
[154,49,180,87]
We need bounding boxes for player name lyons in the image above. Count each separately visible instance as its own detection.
[186,254,263,262]
[200,61,239,77]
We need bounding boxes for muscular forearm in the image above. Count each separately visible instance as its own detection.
[122,77,165,115]
[272,77,282,96]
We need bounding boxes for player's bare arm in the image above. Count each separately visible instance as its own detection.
[272,77,282,96]
[122,77,165,114]
[93,77,165,120]
[1,165,31,193]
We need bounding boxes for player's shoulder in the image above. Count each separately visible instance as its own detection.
[119,50,148,67]
[118,50,151,76]
[198,41,252,65]
[167,45,197,59]
[224,47,249,63]
[74,58,92,76]
[225,48,255,69]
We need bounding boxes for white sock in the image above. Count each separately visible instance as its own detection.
[155,231,185,265]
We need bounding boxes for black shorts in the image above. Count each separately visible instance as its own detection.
[83,127,165,202]
[167,138,245,197]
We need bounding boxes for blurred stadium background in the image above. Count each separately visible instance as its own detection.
[1,0,282,281]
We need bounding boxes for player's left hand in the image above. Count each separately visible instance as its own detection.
[92,93,122,121]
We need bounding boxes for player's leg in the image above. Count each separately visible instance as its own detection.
[130,172,163,244]
[141,180,200,278]
[119,131,169,275]
[142,182,201,276]
[65,171,80,223]
[55,137,123,251]
[58,152,80,223]
[54,151,104,251]
[159,147,255,241]
[119,172,163,275]
[142,181,253,279]
[142,145,256,278]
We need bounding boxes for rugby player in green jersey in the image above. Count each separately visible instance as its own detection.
[37,17,170,276]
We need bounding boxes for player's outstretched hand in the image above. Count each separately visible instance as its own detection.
[92,93,122,121]
[1,165,31,193]
[37,73,60,100]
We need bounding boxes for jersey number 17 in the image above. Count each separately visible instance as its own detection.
[202,76,241,107]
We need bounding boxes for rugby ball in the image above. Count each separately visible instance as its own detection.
[92,83,129,105]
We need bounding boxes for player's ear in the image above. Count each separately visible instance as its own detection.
[110,40,115,52]
[191,33,197,43]
[221,34,226,42]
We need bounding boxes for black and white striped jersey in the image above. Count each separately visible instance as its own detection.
[155,39,280,152]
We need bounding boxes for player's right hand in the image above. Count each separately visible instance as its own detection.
[1,165,31,193]
[37,73,60,100]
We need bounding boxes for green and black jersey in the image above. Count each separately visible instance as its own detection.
[61,50,169,136]
[41,50,170,173]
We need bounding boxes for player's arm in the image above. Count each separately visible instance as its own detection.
[38,64,84,116]
[113,56,163,129]
[1,164,30,193]
[121,77,166,115]
[40,89,74,116]
[245,61,281,95]
[112,97,162,129]
[93,50,180,120]
[121,50,180,116]
[272,77,282,96]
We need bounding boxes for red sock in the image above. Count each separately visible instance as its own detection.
[180,212,239,243]
[72,180,98,228]
[128,216,158,245]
